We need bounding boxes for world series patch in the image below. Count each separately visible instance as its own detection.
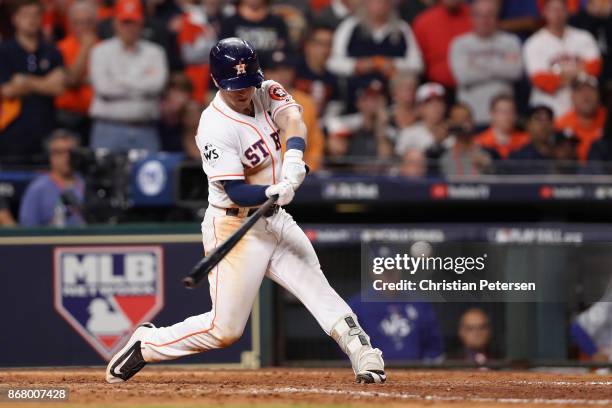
[203,142,221,167]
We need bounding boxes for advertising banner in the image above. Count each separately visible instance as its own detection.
[0,234,259,368]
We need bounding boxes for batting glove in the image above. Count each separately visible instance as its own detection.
[281,149,307,191]
[265,180,295,206]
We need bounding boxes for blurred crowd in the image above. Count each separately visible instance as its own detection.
[1,0,612,175]
[2,0,612,226]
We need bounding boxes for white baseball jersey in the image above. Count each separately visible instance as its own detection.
[524,27,600,117]
[195,80,302,208]
[137,84,357,366]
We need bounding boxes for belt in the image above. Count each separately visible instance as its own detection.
[225,204,279,218]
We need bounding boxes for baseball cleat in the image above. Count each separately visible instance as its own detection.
[356,370,387,384]
[354,348,386,384]
[105,322,155,384]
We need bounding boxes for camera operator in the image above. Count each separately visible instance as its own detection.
[19,129,85,227]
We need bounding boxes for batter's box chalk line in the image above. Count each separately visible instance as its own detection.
[228,386,612,405]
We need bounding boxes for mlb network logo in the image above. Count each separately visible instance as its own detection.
[53,246,164,360]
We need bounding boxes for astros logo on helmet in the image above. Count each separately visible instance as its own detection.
[234,62,247,75]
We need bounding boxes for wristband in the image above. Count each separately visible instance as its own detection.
[286,137,306,152]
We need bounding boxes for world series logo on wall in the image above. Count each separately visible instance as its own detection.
[54,246,164,360]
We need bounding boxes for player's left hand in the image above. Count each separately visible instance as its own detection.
[281,150,307,191]
[265,180,295,206]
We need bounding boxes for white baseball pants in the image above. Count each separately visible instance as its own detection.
[141,206,353,362]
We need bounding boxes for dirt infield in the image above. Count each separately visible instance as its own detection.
[1,367,611,407]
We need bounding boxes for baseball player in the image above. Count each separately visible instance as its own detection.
[106,38,386,384]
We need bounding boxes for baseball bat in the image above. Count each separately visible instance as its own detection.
[182,195,279,288]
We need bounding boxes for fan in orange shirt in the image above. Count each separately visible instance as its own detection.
[475,94,529,159]
[555,74,607,162]
[55,0,98,118]
[177,3,217,103]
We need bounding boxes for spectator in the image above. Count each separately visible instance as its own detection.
[475,95,529,159]
[389,71,419,131]
[448,100,475,130]
[0,0,65,164]
[454,308,494,364]
[89,0,169,153]
[397,148,428,178]
[176,0,217,103]
[294,24,343,119]
[97,0,184,72]
[19,129,86,227]
[570,0,612,95]
[219,0,290,69]
[264,51,325,171]
[450,0,523,127]
[412,0,472,90]
[395,82,448,155]
[511,105,556,161]
[0,197,17,227]
[55,0,98,141]
[440,109,492,176]
[555,74,607,162]
[327,79,394,161]
[550,128,580,173]
[316,0,357,27]
[158,72,194,152]
[424,100,471,169]
[327,0,423,85]
[348,295,444,361]
[523,0,601,117]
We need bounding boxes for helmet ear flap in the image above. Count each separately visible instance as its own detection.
[211,75,220,89]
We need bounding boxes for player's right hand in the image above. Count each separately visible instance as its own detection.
[265,180,295,206]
